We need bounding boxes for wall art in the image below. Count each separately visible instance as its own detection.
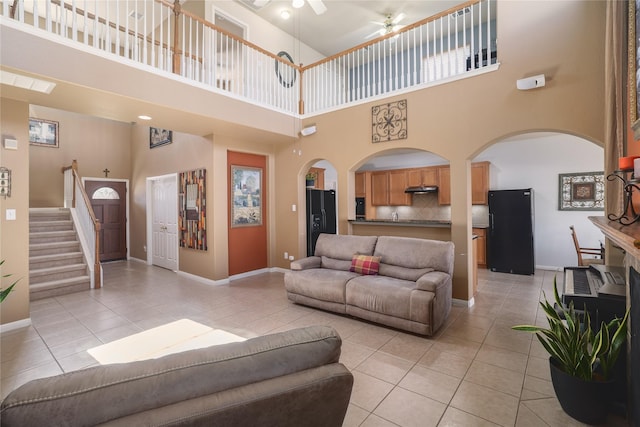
[179,168,207,250]
[372,99,407,143]
[231,166,262,227]
[558,171,604,211]
[29,118,59,147]
[150,127,172,148]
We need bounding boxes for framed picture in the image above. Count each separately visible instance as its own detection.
[150,127,172,148]
[29,118,59,147]
[231,166,262,227]
[558,171,605,211]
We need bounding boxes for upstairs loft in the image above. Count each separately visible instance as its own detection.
[0,0,498,139]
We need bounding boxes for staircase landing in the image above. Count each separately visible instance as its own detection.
[29,208,91,300]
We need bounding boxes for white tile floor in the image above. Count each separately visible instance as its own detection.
[0,262,629,426]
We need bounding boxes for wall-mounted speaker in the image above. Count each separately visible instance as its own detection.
[300,125,317,137]
[516,74,546,90]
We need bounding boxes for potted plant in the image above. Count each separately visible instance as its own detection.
[512,278,629,424]
[305,172,316,188]
[0,259,20,303]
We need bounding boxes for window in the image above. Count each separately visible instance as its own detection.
[91,187,119,200]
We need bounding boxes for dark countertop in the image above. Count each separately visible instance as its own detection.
[349,219,490,228]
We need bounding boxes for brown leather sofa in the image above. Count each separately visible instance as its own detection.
[0,326,353,427]
[285,234,455,336]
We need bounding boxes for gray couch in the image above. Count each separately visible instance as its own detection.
[285,234,455,336]
[0,326,353,427]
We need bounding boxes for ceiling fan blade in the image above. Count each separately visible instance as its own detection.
[370,21,386,26]
[307,0,327,15]
[365,29,385,39]
[392,12,406,24]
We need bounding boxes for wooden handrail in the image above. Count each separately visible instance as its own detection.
[62,160,102,289]
[300,0,482,72]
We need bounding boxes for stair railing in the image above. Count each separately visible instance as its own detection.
[62,160,101,289]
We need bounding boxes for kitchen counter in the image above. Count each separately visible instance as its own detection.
[348,219,452,228]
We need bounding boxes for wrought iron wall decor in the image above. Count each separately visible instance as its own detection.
[275,51,296,88]
[372,100,407,143]
[607,169,640,225]
[558,171,604,211]
[179,168,207,250]
[231,166,262,227]
[0,167,11,198]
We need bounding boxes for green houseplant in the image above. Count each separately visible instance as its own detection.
[0,259,20,303]
[512,278,628,424]
[305,172,316,188]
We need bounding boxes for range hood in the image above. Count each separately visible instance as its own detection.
[404,185,438,194]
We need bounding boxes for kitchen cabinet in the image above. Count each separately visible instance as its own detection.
[473,227,487,268]
[355,172,366,198]
[471,162,490,205]
[437,162,490,205]
[371,171,389,206]
[437,167,451,205]
[307,167,325,190]
[371,170,411,206]
[407,167,438,187]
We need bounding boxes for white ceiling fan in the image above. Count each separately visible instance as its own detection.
[292,0,327,15]
[366,13,406,39]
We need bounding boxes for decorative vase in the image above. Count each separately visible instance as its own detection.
[306,179,315,188]
[549,357,613,425]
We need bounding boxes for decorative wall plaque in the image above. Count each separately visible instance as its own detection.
[179,169,207,250]
[372,100,407,143]
[558,171,604,211]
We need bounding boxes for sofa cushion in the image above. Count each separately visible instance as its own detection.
[321,256,352,271]
[349,255,381,275]
[315,234,377,260]
[374,236,454,275]
[285,268,358,304]
[378,264,433,281]
[346,275,415,319]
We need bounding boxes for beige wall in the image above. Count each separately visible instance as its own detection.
[273,0,606,301]
[1,99,30,324]
[29,106,132,207]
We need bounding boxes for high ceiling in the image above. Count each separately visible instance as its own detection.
[234,0,467,57]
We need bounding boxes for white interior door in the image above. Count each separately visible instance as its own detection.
[151,175,178,271]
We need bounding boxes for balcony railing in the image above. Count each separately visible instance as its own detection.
[2,0,496,117]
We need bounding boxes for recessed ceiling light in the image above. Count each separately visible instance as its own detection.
[280,9,291,19]
[0,70,56,94]
[128,10,144,20]
[292,0,304,9]
[138,115,152,120]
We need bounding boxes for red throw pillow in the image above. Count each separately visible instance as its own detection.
[349,255,381,275]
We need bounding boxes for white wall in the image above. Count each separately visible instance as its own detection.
[475,133,605,270]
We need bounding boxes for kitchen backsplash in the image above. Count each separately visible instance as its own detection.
[375,193,490,225]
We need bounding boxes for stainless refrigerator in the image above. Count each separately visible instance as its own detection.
[306,189,337,256]
[487,189,535,275]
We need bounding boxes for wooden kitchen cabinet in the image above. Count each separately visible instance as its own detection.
[407,167,438,187]
[371,170,411,206]
[371,171,389,206]
[471,162,490,205]
[473,227,487,268]
[437,167,451,205]
[355,172,366,197]
[437,162,490,205]
[388,170,411,205]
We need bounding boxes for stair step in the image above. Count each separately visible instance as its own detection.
[30,263,88,284]
[30,241,81,257]
[29,208,71,221]
[29,252,84,270]
[30,220,74,232]
[30,276,91,301]
[30,230,78,244]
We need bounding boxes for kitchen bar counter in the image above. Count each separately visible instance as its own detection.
[348,219,452,227]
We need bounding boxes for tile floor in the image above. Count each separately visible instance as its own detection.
[0,262,629,426]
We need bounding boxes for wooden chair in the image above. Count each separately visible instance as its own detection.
[569,225,603,266]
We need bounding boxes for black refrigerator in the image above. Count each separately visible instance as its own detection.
[306,189,337,256]
[487,189,535,275]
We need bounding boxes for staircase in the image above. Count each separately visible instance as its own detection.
[29,208,91,300]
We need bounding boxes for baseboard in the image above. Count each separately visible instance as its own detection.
[177,270,225,286]
[128,257,148,264]
[270,267,289,274]
[452,297,474,308]
[536,265,563,272]
[0,318,32,334]
[228,268,271,282]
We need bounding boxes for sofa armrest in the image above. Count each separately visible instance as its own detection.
[415,271,450,292]
[291,256,321,271]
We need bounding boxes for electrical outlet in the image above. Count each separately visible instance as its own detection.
[284,252,288,259]
[143,245,147,252]
[288,255,295,261]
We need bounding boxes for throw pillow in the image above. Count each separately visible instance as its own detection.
[349,254,381,275]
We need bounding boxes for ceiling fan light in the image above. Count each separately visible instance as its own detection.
[292,0,304,8]
[280,9,291,19]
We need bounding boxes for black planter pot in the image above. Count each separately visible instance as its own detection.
[549,357,613,425]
